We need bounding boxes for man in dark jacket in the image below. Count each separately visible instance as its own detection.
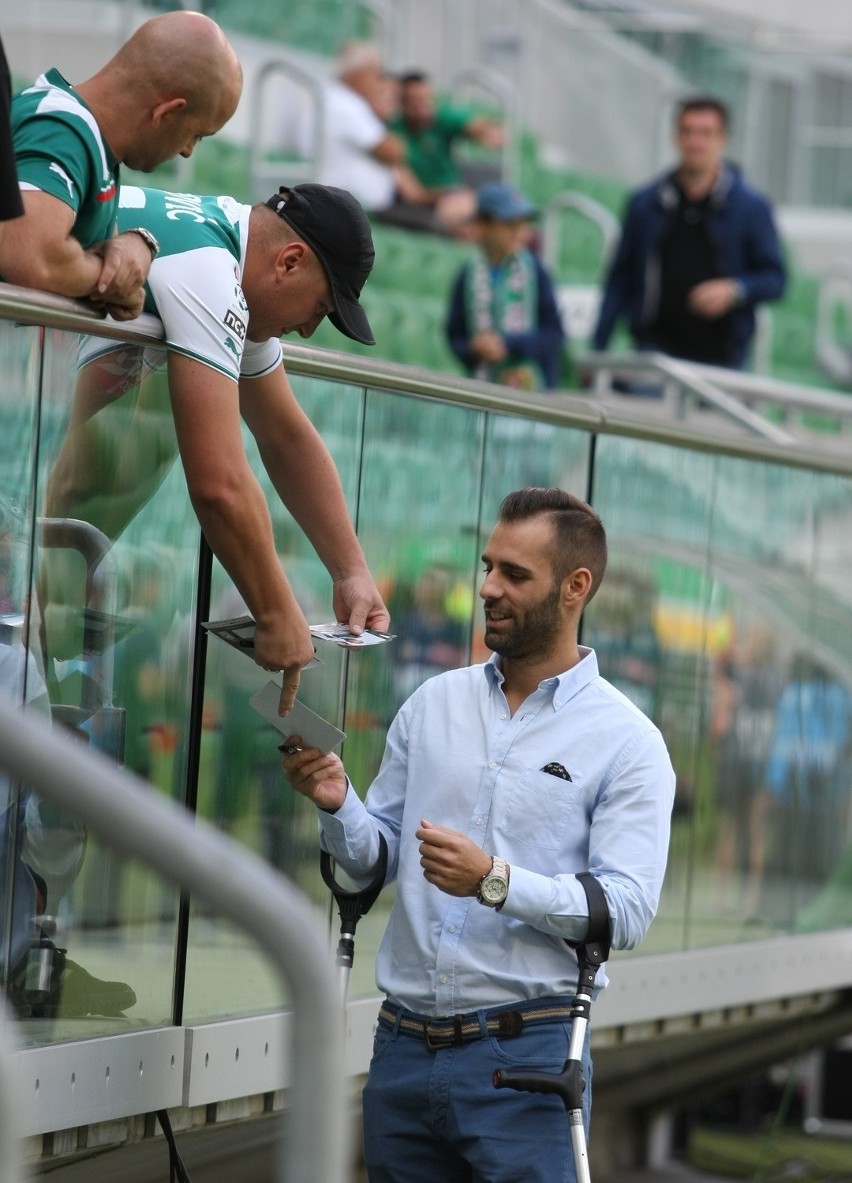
[592,96,786,369]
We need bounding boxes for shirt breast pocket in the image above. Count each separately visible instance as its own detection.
[494,767,582,852]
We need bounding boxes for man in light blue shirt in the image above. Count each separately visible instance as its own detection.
[283,487,675,1183]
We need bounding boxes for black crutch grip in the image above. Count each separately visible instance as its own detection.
[493,1058,586,1115]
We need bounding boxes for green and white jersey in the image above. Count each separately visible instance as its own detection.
[79,186,282,383]
[12,68,119,248]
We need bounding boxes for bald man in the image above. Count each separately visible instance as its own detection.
[0,11,242,320]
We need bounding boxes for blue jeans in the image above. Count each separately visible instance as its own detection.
[362,1001,592,1183]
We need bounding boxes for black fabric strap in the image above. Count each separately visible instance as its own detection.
[156,1110,192,1183]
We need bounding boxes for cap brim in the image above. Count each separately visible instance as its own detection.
[329,290,375,346]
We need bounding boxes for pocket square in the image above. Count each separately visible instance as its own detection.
[541,761,572,782]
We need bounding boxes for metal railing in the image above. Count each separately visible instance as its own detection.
[3,282,852,476]
[4,282,852,1164]
[248,57,329,204]
[0,698,348,1183]
[579,348,852,450]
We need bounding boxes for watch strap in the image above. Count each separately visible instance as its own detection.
[477,854,510,908]
[125,226,160,259]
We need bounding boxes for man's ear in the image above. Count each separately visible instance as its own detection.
[277,241,308,277]
[563,567,593,608]
[151,97,188,125]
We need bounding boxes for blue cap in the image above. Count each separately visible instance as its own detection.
[475,182,538,221]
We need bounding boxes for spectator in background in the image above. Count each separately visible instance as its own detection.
[0,11,242,321]
[763,654,852,920]
[592,96,786,370]
[709,624,781,921]
[446,182,566,390]
[388,70,504,236]
[390,564,469,706]
[316,42,427,222]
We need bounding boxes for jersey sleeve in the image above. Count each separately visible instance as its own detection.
[145,246,251,382]
[240,337,283,379]
[14,115,92,215]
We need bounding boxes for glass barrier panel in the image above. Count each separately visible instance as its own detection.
[0,318,46,1028]
[332,388,488,1000]
[761,465,852,938]
[14,326,186,1043]
[586,434,720,956]
[182,374,367,1024]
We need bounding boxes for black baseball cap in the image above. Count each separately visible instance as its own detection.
[265,184,376,345]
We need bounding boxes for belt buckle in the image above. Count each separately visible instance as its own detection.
[423,1015,462,1051]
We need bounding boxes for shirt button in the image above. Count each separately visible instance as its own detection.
[500,713,507,720]
[447,924,456,933]
[489,761,498,769]
[475,815,484,826]
[440,974,449,984]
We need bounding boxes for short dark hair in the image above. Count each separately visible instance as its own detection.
[400,70,430,87]
[498,487,608,602]
[676,95,730,132]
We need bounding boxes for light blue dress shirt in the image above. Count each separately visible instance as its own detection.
[320,648,675,1016]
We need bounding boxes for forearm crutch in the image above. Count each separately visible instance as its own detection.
[320,832,388,1001]
[493,872,612,1183]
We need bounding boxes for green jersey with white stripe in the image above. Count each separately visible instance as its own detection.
[12,68,119,248]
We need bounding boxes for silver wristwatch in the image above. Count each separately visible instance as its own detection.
[477,855,509,909]
[125,226,160,259]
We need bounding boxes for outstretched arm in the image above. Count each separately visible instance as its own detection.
[169,353,315,712]
[239,364,390,635]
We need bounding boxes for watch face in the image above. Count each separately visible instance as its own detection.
[481,875,508,904]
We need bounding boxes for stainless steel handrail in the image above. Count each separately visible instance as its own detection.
[580,350,795,443]
[541,190,621,277]
[0,700,347,1183]
[248,57,329,203]
[3,282,852,477]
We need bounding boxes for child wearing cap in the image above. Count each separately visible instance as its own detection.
[445,182,566,391]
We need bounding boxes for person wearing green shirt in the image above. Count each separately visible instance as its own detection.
[388,71,504,235]
[1,11,242,321]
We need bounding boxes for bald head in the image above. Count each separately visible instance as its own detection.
[78,12,243,170]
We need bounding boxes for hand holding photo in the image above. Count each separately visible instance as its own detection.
[203,615,323,669]
[310,622,396,649]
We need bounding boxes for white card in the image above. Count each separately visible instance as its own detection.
[249,680,346,753]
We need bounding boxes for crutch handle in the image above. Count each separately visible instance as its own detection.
[492,1058,585,1115]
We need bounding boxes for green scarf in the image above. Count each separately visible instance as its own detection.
[463,248,543,390]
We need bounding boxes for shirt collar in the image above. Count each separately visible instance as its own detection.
[483,648,600,709]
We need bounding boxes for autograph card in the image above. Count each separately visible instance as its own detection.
[309,622,396,649]
[249,680,345,753]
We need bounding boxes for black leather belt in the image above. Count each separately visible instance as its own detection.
[378,998,575,1051]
